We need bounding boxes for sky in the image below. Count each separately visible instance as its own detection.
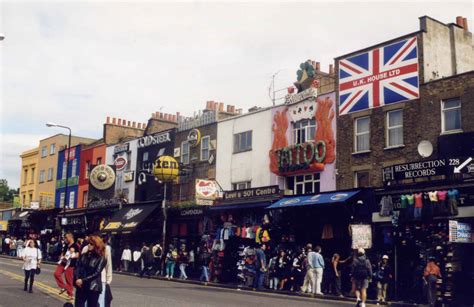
[0,0,472,188]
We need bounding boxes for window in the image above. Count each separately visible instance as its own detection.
[179,183,190,201]
[201,136,210,161]
[442,98,461,132]
[286,173,320,195]
[83,191,88,206]
[97,158,102,165]
[68,191,75,209]
[59,192,65,208]
[232,181,251,190]
[354,117,370,152]
[386,110,403,147]
[293,119,316,144]
[71,159,77,177]
[233,131,252,153]
[62,162,67,179]
[41,146,47,158]
[181,141,190,164]
[22,195,26,205]
[50,143,55,155]
[48,168,54,181]
[354,171,370,188]
[30,168,35,184]
[23,169,28,185]
[39,170,45,183]
[143,152,149,162]
[85,161,91,179]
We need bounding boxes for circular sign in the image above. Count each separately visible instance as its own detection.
[114,156,127,171]
[187,129,201,147]
[90,165,116,190]
[153,156,179,182]
[417,140,433,158]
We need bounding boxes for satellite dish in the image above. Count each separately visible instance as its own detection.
[418,140,433,158]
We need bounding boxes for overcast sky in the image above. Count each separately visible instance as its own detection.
[0,0,472,188]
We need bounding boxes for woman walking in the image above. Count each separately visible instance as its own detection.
[165,246,177,279]
[73,235,107,307]
[22,240,41,293]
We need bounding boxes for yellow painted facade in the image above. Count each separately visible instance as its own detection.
[19,147,39,208]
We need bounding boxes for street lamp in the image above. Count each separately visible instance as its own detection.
[46,122,72,232]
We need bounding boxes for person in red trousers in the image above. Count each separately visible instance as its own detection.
[54,232,80,301]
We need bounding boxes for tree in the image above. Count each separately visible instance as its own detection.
[0,179,17,202]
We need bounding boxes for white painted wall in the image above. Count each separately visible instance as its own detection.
[105,139,139,203]
[216,108,276,190]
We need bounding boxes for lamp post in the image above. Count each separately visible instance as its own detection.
[46,122,71,232]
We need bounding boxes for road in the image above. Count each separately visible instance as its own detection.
[0,257,370,307]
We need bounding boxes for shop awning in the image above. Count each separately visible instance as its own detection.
[102,204,158,233]
[8,211,30,221]
[267,190,361,209]
[210,201,271,211]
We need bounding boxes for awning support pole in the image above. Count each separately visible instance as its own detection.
[161,182,167,274]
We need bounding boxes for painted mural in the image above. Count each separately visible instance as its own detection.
[269,90,337,191]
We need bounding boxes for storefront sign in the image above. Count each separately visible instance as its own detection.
[224,186,279,200]
[88,199,121,209]
[90,165,116,190]
[114,156,127,171]
[30,202,39,210]
[196,198,214,206]
[383,158,464,182]
[351,224,372,249]
[123,171,134,182]
[195,179,219,200]
[285,87,318,105]
[187,129,201,147]
[449,220,472,243]
[137,132,171,148]
[64,148,76,161]
[153,156,179,182]
[103,221,121,230]
[114,143,130,154]
[56,176,79,188]
[180,208,204,216]
[275,141,327,174]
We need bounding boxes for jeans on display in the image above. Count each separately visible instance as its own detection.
[333,274,342,296]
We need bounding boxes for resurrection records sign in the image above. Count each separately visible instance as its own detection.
[351,224,372,249]
[383,158,448,182]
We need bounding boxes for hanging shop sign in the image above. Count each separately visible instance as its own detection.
[196,179,219,200]
[224,186,279,200]
[114,156,127,171]
[153,156,179,182]
[123,171,134,182]
[137,132,171,148]
[285,86,318,105]
[187,129,201,147]
[449,220,472,243]
[382,158,464,182]
[351,224,372,249]
[90,165,116,190]
[114,143,130,154]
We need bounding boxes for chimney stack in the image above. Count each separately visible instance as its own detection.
[218,102,224,112]
[456,16,463,27]
[463,17,468,32]
[117,119,122,125]
[329,64,334,74]
[112,117,117,125]
[132,122,136,128]
[106,116,110,124]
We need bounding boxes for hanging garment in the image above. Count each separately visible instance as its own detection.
[414,193,423,219]
[447,189,459,216]
[321,224,334,239]
[241,226,247,238]
[437,190,449,215]
[406,194,415,220]
[429,191,440,216]
[379,195,393,217]
[255,227,262,243]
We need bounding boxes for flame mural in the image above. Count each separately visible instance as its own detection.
[269,92,336,177]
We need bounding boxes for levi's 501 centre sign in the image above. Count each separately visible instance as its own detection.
[338,36,419,115]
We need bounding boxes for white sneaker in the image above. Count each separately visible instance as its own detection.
[361,303,366,307]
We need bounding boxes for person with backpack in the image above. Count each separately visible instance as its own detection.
[152,243,163,276]
[351,248,373,307]
[165,245,178,279]
[375,255,392,303]
[139,243,154,278]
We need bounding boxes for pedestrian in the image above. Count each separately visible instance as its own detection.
[375,255,392,303]
[267,253,278,290]
[301,244,315,294]
[288,251,304,292]
[152,242,163,276]
[253,244,267,290]
[99,236,113,307]
[54,232,80,301]
[132,247,142,273]
[22,239,41,293]
[199,245,211,282]
[423,257,441,307]
[313,246,325,295]
[9,236,17,257]
[165,245,178,279]
[188,246,195,278]
[121,245,132,272]
[16,237,25,258]
[276,249,290,290]
[73,235,107,307]
[331,253,349,297]
[4,235,11,255]
[140,243,154,278]
[351,248,372,307]
[178,245,189,280]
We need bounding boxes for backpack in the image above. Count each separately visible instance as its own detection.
[353,258,369,279]
[153,246,162,258]
[171,250,178,261]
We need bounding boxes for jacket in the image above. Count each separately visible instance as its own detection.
[74,252,107,292]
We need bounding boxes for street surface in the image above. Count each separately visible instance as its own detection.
[0,257,373,307]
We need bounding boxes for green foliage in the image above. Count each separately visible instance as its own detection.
[0,179,17,202]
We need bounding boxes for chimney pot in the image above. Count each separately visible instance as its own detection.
[127,121,131,127]
[463,18,468,32]
[329,64,334,74]
[112,117,117,125]
[316,62,320,71]
[106,116,110,124]
[143,123,147,129]
[132,121,136,128]
[117,119,122,125]
[122,119,127,126]
[176,112,180,119]
[219,102,224,112]
[137,123,141,129]
[456,16,463,27]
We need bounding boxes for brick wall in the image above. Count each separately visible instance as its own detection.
[336,71,474,189]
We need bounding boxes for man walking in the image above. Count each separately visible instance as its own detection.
[253,244,267,290]
[313,246,325,295]
[301,244,314,294]
[351,248,372,307]
[54,232,79,301]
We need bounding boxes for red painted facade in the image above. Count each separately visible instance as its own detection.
[77,143,106,208]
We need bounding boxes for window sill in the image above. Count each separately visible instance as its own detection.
[352,150,371,155]
[440,129,463,135]
[384,145,405,151]
[233,149,252,154]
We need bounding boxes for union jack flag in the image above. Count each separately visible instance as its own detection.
[338,36,419,115]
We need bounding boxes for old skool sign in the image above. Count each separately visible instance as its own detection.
[90,165,116,190]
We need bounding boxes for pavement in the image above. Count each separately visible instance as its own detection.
[0,257,381,307]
